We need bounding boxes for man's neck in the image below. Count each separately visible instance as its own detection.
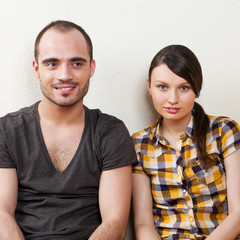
[38,99,85,126]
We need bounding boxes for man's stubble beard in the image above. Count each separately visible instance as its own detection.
[40,79,90,108]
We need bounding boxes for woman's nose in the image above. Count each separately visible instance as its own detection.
[168,89,179,104]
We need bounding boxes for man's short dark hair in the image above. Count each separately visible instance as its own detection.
[34,20,93,63]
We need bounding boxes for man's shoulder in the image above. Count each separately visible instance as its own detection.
[84,106,137,169]
[85,106,124,128]
[0,102,38,128]
[84,106,131,144]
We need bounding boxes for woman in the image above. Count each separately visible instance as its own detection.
[132,45,240,240]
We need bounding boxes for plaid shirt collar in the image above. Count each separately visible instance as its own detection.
[152,110,195,149]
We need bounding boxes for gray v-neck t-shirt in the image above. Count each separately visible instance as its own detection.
[0,102,137,239]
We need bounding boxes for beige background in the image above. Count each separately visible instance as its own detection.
[0,0,240,239]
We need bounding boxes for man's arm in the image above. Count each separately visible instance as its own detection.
[89,165,132,240]
[132,173,161,240]
[0,168,24,240]
[206,149,240,240]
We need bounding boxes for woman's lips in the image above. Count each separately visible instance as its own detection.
[165,107,180,114]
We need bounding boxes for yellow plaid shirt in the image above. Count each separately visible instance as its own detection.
[132,113,240,240]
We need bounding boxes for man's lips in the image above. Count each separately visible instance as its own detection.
[164,107,180,114]
[52,82,79,93]
[56,87,75,93]
[57,87,75,93]
[55,86,76,89]
[58,87,74,90]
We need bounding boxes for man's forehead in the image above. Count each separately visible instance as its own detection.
[37,29,90,60]
[40,28,86,43]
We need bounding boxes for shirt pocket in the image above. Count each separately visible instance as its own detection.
[141,153,182,204]
[190,153,225,186]
[141,152,178,181]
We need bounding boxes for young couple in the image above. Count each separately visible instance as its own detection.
[0,20,239,240]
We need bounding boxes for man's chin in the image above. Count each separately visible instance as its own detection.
[46,97,83,108]
[55,101,81,108]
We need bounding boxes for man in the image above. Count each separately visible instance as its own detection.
[0,20,137,240]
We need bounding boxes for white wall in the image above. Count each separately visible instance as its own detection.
[0,0,240,239]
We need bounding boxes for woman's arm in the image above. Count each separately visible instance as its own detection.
[0,168,25,240]
[132,173,161,240]
[206,149,240,240]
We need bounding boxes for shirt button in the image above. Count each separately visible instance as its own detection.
[178,172,181,175]
[190,217,193,221]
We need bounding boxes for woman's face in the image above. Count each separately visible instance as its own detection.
[148,64,196,124]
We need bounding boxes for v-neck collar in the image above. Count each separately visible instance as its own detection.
[34,102,88,175]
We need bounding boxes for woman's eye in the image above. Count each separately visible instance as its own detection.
[181,85,190,91]
[158,85,167,90]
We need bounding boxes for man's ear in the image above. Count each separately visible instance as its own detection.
[32,60,39,78]
[90,59,96,78]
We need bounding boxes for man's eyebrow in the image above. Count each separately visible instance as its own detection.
[41,57,88,64]
[41,58,59,64]
[70,57,87,62]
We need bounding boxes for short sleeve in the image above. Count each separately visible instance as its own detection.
[132,153,146,175]
[0,121,16,168]
[220,118,240,158]
[132,135,147,175]
[96,115,138,170]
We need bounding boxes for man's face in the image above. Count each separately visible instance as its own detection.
[33,29,95,107]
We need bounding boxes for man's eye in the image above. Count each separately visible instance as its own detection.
[47,62,57,67]
[73,62,83,67]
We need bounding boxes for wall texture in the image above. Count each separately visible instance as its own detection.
[0,0,240,239]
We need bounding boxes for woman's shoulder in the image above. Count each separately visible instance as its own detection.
[208,115,240,132]
[208,115,239,124]
[132,120,159,140]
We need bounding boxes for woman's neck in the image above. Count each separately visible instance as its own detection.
[160,114,191,148]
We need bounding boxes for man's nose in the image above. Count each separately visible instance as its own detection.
[57,64,73,81]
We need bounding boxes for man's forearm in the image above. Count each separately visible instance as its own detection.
[89,219,126,240]
[0,211,24,240]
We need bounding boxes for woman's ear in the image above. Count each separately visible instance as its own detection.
[147,77,152,96]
